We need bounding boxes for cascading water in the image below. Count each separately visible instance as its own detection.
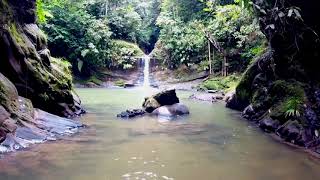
[143,55,150,88]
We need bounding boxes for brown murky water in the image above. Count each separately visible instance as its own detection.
[1,88,320,180]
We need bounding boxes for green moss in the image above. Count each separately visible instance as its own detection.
[0,0,12,24]
[8,23,25,44]
[270,80,305,102]
[268,80,306,123]
[198,75,240,92]
[115,79,125,87]
[235,63,259,102]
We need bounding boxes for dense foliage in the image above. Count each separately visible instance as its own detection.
[36,0,266,78]
[37,0,160,76]
[152,0,266,74]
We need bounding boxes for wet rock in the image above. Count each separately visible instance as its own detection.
[259,118,280,132]
[15,127,46,141]
[2,119,18,133]
[143,97,161,113]
[34,109,83,135]
[143,89,179,113]
[0,106,10,125]
[277,120,303,145]
[0,128,6,143]
[225,93,248,111]
[152,103,190,117]
[153,89,179,105]
[304,106,320,128]
[242,104,255,119]
[117,109,146,118]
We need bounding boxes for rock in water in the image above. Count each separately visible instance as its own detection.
[259,118,280,132]
[152,103,190,117]
[143,89,179,113]
[143,98,161,113]
[117,109,146,118]
[153,89,180,106]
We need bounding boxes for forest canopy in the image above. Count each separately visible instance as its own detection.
[36,0,266,77]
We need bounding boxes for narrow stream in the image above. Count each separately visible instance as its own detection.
[1,88,320,180]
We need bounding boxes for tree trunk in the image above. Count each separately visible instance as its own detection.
[208,40,212,74]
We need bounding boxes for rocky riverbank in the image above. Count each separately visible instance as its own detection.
[226,0,320,155]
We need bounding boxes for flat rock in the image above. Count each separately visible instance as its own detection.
[117,109,146,118]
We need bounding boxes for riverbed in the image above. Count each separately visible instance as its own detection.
[1,88,320,180]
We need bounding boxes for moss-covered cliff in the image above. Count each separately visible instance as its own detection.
[0,0,84,148]
[227,0,320,153]
[0,0,83,117]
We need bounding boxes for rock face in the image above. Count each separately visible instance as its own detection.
[143,89,179,113]
[0,0,84,153]
[0,0,83,117]
[226,0,320,153]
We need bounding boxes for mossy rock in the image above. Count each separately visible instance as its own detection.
[0,3,83,117]
[142,97,161,113]
[0,73,19,114]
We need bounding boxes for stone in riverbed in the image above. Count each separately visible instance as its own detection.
[152,103,190,117]
[259,118,280,132]
[117,109,146,118]
[143,89,179,113]
[277,120,303,145]
[143,98,161,113]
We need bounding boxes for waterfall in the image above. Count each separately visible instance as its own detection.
[143,55,150,88]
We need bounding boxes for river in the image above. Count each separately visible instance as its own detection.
[1,88,320,180]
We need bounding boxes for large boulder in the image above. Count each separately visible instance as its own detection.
[143,89,179,113]
[152,103,190,117]
[142,97,161,113]
[153,89,180,105]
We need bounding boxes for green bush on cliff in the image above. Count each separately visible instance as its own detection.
[198,75,240,92]
[268,80,306,122]
[109,40,144,70]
